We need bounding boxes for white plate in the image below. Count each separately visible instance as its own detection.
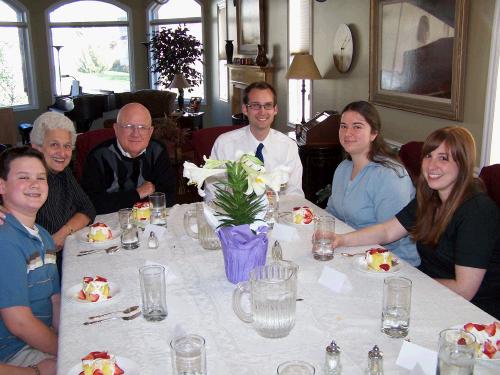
[66,356,139,375]
[77,230,120,248]
[64,282,120,304]
[352,255,402,275]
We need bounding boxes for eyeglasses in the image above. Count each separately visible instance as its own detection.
[246,103,275,111]
[118,124,153,134]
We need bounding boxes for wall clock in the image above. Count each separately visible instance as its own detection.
[333,24,353,73]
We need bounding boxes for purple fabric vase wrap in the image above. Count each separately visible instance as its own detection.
[218,224,268,284]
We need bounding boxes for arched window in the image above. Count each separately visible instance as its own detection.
[148,0,204,100]
[0,0,36,109]
[48,0,131,96]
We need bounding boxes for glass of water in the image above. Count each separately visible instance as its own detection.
[437,329,476,375]
[170,334,206,375]
[149,192,167,226]
[312,216,335,261]
[277,360,315,374]
[118,208,140,250]
[381,277,411,338]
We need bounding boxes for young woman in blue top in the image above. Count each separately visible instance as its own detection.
[333,127,500,318]
[326,101,419,265]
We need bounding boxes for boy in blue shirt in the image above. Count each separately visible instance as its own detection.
[0,147,60,373]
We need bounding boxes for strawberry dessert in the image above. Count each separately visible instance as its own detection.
[78,276,111,302]
[132,201,150,223]
[463,321,500,359]
[80,351,124,375]
[365,248,393,272]
[292,206,314,225]
[88,223,113,242]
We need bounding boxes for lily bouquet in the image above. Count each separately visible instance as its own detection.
[183,151,291,284]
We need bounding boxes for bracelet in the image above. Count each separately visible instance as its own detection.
[28,364,41,375]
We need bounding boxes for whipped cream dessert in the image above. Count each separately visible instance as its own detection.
[133,201,150,223]
[463,322,500,359]
[292,206,314,225]
[365,248,393,272]
[88,223,113,242]
[81,351,124,375]
[78,276,110,302]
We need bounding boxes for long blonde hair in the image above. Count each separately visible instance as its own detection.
[412,126,478,247]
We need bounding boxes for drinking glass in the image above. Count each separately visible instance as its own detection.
[277,360,315,375]
[118,208,140,250]
[139,265,167,321]
[312,216,335,261]
[183,202,221,250]
[381,277,411,338]
[170,334,207,375]
[149,192,167,226]
[232,262,298,338]
[437,329,476,375]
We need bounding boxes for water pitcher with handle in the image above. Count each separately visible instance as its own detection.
[183,202,221,250]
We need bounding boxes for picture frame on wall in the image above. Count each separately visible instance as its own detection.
[369,0,469,121]
[236,0,264,55]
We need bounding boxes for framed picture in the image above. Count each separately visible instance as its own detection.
[236,0,264,55]
[189,97,202,113]
[369,0,469,120]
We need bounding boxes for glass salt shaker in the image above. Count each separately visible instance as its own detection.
[325,340,342,374]
[366,345,383,375]
[148,231,159,249]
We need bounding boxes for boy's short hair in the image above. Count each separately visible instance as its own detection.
[0,146,47,180]
[243,81,277,106]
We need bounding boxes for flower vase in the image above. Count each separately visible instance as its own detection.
[217,224,268,284]
[255,44,268,67]
[225,40,234,64]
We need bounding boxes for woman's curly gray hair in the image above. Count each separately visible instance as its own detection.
[30,112,77,147]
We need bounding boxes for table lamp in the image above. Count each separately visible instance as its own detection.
[286,53,322,124]
[169,73,191,112]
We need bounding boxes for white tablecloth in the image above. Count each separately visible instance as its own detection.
[57,196,497,374]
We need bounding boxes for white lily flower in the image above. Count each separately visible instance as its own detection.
[239,153,265,174]
[245,172,267,196]
[202,156,228,169]
[183,161,226,197]
[265,165,291,192]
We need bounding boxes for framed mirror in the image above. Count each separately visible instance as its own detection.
[369,0,469,120]
[236,0,264,55]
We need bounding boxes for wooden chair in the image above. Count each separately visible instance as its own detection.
[191,125,244,166]
[74,128,116,181]
[399,141,424,183]
[479,164,500,208]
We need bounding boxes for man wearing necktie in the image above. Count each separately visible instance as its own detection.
[81,103,176,214]
[209,82,304,198]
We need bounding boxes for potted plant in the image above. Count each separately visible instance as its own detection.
[183,153,291,283]
[150,24,203,106]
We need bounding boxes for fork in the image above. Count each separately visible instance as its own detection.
[77,246,120,256]
[83,311,141,325]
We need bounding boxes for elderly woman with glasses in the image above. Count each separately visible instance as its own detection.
[30,112,96,251]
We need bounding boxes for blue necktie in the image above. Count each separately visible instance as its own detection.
[255,143,264,163]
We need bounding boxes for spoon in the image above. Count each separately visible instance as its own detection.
[77,246,120,256]
[84,311,141,325]
[340,252,366,257]
[88,305,139,320]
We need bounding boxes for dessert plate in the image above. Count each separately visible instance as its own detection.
[352,255,402,275]
[77,230,120,248]
[64,282,120,304]
[278,211,314,227]
[66,356,139,375]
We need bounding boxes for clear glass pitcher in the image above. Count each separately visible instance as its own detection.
[232,262,298,338]
[183,202,221,250]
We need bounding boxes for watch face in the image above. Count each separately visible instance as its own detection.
[333,24,353,73]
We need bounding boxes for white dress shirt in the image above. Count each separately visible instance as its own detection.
[206,126,304,199]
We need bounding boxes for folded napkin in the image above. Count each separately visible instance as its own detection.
[396,340,437,375]
[318,266,352,294]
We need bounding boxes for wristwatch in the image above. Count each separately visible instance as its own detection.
[28,364,41,375]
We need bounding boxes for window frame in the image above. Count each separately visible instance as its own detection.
[46,0,134,97]
[0,0,37,111]
[147,0,205,101]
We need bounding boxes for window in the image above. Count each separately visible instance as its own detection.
[0,0,36,109]
[217,1,228,101]
[48,1,131,96]
[288,0,312,125]
[149,0,204,100]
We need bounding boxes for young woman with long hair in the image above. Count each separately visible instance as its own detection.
[333,126,500,318]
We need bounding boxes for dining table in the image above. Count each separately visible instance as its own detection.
[56,195,498,375]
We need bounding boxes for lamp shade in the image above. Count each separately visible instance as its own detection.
[286,54,322,80]
[168,73,191,89]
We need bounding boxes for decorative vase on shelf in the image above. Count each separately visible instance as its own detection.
[218,225,268,284]
[255,44,268,67]
[225,40,234,64]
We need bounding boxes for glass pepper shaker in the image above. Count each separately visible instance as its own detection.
[366,345,383,375]
[148,231,159,249]
[325,340,342,374]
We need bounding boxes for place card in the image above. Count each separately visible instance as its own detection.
[269,223,299,242]
[396,340,437,375]
[318,266,352,294]
[143,223,167,239]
